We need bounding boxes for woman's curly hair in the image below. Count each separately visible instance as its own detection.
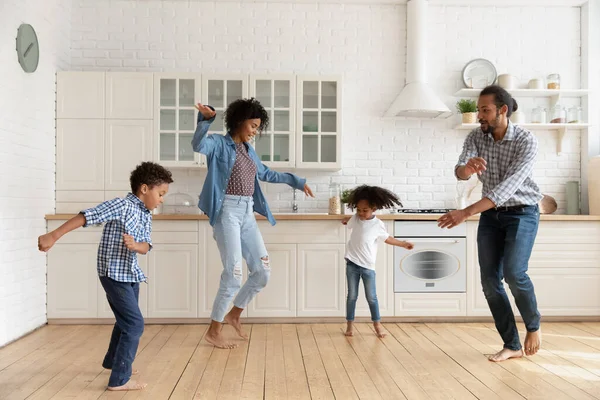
[346,185,403,210]
[224,98,269,136]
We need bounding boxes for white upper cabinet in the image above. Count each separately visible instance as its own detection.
[249,75,295,169]
[106,72,154,119]
[57,71,105,119]
[154,73,203,167]
[296,75,342,170]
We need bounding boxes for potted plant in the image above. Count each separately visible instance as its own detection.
[340,188,352,215]
[456,99,478,124]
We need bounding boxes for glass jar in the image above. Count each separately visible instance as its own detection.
[161,192,198,214]
[547,73,561,89]
[328,183,341,215]
[568,106,582,124]
[531,106,547,123]
[550,104,566,124]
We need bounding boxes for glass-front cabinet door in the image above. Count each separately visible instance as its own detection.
[200,75,248,166]
[154,73,202,167]
[296,76,341,170]
[250,75,295,168]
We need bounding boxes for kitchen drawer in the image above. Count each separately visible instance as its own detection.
[258,220,346,244]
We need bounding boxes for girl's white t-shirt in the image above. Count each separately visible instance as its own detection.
[345,214,390,270]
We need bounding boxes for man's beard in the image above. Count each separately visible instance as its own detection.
[480,112,500,134]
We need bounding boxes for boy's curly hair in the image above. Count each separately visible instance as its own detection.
[224,98,269,135]
[130,162,173,193]
[347,185,403,210]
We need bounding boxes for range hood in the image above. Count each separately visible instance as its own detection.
[384,0,451,119]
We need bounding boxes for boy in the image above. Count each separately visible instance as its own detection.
[38,161,173,391]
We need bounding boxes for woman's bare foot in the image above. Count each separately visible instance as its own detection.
[224,308,248,340]
[524,328,542,356]
[107,380,147,391]
[205,322,237,349]
[345,321,354,337]
[374,322,387,338]
[488,348,523,362]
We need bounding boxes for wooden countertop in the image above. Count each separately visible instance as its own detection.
[45,213,600,221]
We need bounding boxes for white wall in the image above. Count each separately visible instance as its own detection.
[69,1,585,213]
[0,0,71,346]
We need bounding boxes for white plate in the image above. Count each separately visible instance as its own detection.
[462,59,497,89]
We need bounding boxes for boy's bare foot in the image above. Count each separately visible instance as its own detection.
[224,310,248,340]
[205,327,237,349]
[524,328,542,356]
[345,321,354,337]
[488,348,523,362]
[374,322,387,338]
[107,380,147,391]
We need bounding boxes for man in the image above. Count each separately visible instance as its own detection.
[438,85,543,362]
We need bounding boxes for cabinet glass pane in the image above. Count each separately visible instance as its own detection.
[321,111,336,132]
[266,110,273,133]
[179,110,195,131]
[302,135,318,162]
[179,133,194,162]
[274,134,290,162]
[274,110,289,132]
[274,80,290,108]
[160,79,176,106]
[322,81,337,109]
[160,110,176,130]
[227,81,243,106]
[255,134,271,162]
[321,135,337,163]
[160,133,176,161]
[179,79,195,106]
[211,111,224,132]
[303,81,318,108]
[208,80,224,107]
[302,111,318,132]
[255,80,271,107]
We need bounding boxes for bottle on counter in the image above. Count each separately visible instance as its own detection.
[328,182,341,215]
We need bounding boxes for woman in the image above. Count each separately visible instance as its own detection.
[192,98,314,349]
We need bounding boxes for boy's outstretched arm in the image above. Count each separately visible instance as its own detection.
[38,213,86,252]
[384,236,414,250]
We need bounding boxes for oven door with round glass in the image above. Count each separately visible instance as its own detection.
[393,221,466,293]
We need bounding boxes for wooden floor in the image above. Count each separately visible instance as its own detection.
[1,322,600,399]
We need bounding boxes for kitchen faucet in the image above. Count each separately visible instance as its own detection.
[292,189,298,213]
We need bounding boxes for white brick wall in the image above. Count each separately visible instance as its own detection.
[71,1,583,213]
[0,0,71,346]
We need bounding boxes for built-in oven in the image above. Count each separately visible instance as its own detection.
[393,217,466,293]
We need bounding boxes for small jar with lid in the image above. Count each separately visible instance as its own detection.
[328,182,341,215]
[568,106,582,124]
[550,104,566,123]
[547,73,561,89]
[531,106,547,123]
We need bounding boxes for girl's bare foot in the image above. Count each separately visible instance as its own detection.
[345,321,354,337]
[524,328,542,356]
[488,348,523,362]
[224,311,248,340]
[374,322,387,338]
[107,380,147,391]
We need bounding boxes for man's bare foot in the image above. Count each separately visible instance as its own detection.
[374,322,387,338]
[524,328,542,356]
[107,380,147,391]
[205,329,238,349]
[345,321,354,337]
[224,311,248,340]
[488,348,523,362]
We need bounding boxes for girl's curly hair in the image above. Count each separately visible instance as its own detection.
[347,185,403,210]
[224,98,269,136]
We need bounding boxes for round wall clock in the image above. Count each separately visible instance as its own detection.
[16,24,39,73]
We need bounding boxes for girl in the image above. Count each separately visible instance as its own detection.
[342,185,413,338]
[192,98,314,349]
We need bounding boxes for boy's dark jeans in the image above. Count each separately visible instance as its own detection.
[99,276,144,387]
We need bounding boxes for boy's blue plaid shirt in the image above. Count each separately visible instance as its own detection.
[82,193,152,282]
